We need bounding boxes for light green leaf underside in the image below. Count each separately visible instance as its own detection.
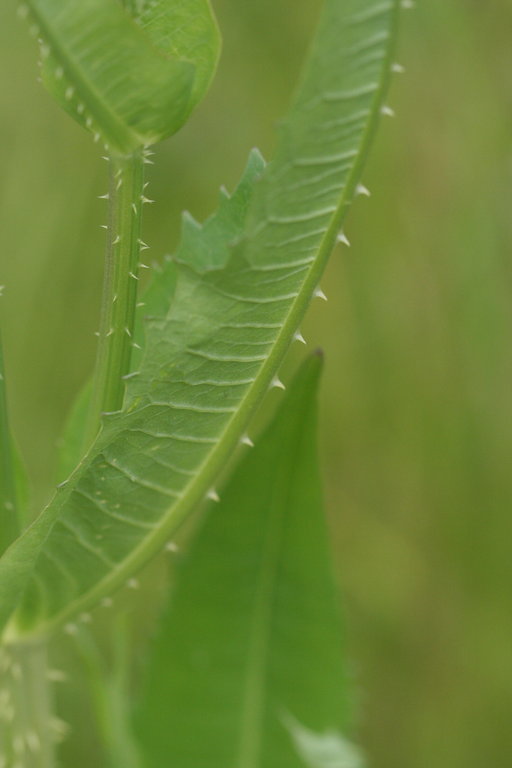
[1,0,400,641]
[28,0,220,154]
[134,354,356,768]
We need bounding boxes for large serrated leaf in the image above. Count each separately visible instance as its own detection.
[0,0,401,641]
[27,0,220,154]
[134,353,357,768]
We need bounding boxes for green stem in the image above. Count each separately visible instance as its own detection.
[0,641,57,767]
[75,620,142,768]
[0,331,20,555]
[85,152,145,448]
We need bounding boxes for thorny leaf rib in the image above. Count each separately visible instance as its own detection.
[1,0,401,641]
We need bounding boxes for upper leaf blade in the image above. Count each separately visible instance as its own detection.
[134,354,357,768]
[0,0,401,640]
[138,0,221,114]
[27,0,220,154]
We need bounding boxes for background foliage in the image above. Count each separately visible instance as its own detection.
[0,1,511,766]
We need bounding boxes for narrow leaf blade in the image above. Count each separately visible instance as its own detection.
[135,354,356,768]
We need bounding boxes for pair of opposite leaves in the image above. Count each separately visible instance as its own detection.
[30,0,220,155]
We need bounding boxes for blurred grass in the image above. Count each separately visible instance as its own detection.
[1,1,512,766]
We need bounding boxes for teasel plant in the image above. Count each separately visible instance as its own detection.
[0,0,407,765]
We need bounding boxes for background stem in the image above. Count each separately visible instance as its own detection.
[0,642,56,767]
[85,152,144,447]
[75,619,142,768]
[0,330,20,555]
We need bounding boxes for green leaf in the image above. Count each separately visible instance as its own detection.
[25,0,220,155]
[137,0,221,109]
[134,353,359,768]
[0,0,401,641]
[175,148,266,273]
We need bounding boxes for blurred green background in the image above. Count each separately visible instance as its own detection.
[1,1,512,766]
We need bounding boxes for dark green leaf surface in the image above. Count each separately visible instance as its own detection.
[0,0,400,640]
[135,354,360,768]
[26,0,220,154]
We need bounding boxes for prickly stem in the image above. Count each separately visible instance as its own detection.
[0,642,57,767]
[85,150,145,448]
